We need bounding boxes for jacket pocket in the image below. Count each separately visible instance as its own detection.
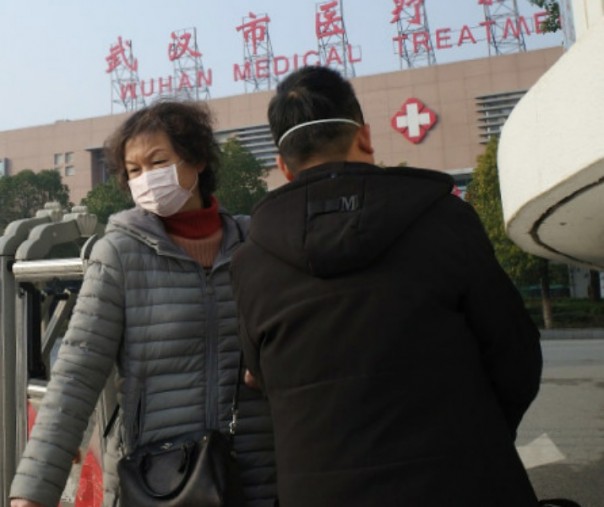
[123,381,145,451]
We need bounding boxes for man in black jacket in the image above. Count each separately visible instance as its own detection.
[231,66,543,507]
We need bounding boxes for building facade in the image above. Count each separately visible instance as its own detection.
[0,46,562,205]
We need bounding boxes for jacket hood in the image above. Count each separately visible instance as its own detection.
[249,162,453,278]
[106,206,247,265]
[107,206,177,254]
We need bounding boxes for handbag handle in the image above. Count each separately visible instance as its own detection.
[139,440,196,499]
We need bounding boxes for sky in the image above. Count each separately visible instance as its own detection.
[0,0,563,132]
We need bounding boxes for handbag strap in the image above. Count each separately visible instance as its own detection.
[228,351,244,439]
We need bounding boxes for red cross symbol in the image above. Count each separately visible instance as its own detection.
[390,98,437,144]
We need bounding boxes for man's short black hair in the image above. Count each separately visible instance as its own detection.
[268,66,365,173]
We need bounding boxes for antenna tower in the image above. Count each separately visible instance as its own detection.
[169,27,210,101]
[482,0,527,56]
[237,12,278,92]
[108,37,145,114]
[316,0,358,78]
[392,0,436,69]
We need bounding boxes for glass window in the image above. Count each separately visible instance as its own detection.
[65,152,74,164]
[65,165,75,176]
[54,153,63,165]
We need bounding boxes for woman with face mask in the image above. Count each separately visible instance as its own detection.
[9,100,278,507]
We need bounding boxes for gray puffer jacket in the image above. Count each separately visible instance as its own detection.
[10,206,277,507]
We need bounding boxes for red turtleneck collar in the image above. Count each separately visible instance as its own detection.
[160,196,222,239]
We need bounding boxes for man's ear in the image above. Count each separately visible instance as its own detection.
[277,154,295,182]
[357,123,375,156]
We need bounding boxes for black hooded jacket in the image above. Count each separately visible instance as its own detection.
[231,162,541,507]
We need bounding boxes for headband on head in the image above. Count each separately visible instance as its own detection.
[277,118,362,147]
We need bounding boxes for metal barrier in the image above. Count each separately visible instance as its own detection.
[0,203,107,507]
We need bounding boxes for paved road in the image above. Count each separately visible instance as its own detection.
[27,337,604,507]
[517,338,604,506]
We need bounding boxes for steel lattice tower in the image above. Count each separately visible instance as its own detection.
[482,0,527,56]
[316,0,357,78]
[108,38,145,113]
[391,0,436,70]
[237,12,278,93]
[170,28,210,101]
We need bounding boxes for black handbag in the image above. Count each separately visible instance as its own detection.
[117,354,246,507]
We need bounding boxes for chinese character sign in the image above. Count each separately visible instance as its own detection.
[106,36,138,73]
[316,0,345,38]
[236,12,271,56]
[390,0,424,25]
[101,1,548,106]
[168,31,202,61]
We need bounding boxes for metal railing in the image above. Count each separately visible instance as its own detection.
[0,203,106,507]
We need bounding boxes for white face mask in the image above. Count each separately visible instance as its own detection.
[128,163,197,217]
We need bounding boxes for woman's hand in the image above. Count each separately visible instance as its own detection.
[9,449,80,506]
[10,499,44,507]
[244,369,261,390]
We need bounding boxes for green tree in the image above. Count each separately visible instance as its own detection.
[466,137,556,328]
[0,169,70,232]
[215,138,269,215]
[529,0,561,32]
[81,176,133,225]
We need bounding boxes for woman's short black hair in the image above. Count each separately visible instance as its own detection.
[104,99,220,204]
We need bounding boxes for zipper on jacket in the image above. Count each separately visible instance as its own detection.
[128,390,144,450]
[204,271,220,430]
